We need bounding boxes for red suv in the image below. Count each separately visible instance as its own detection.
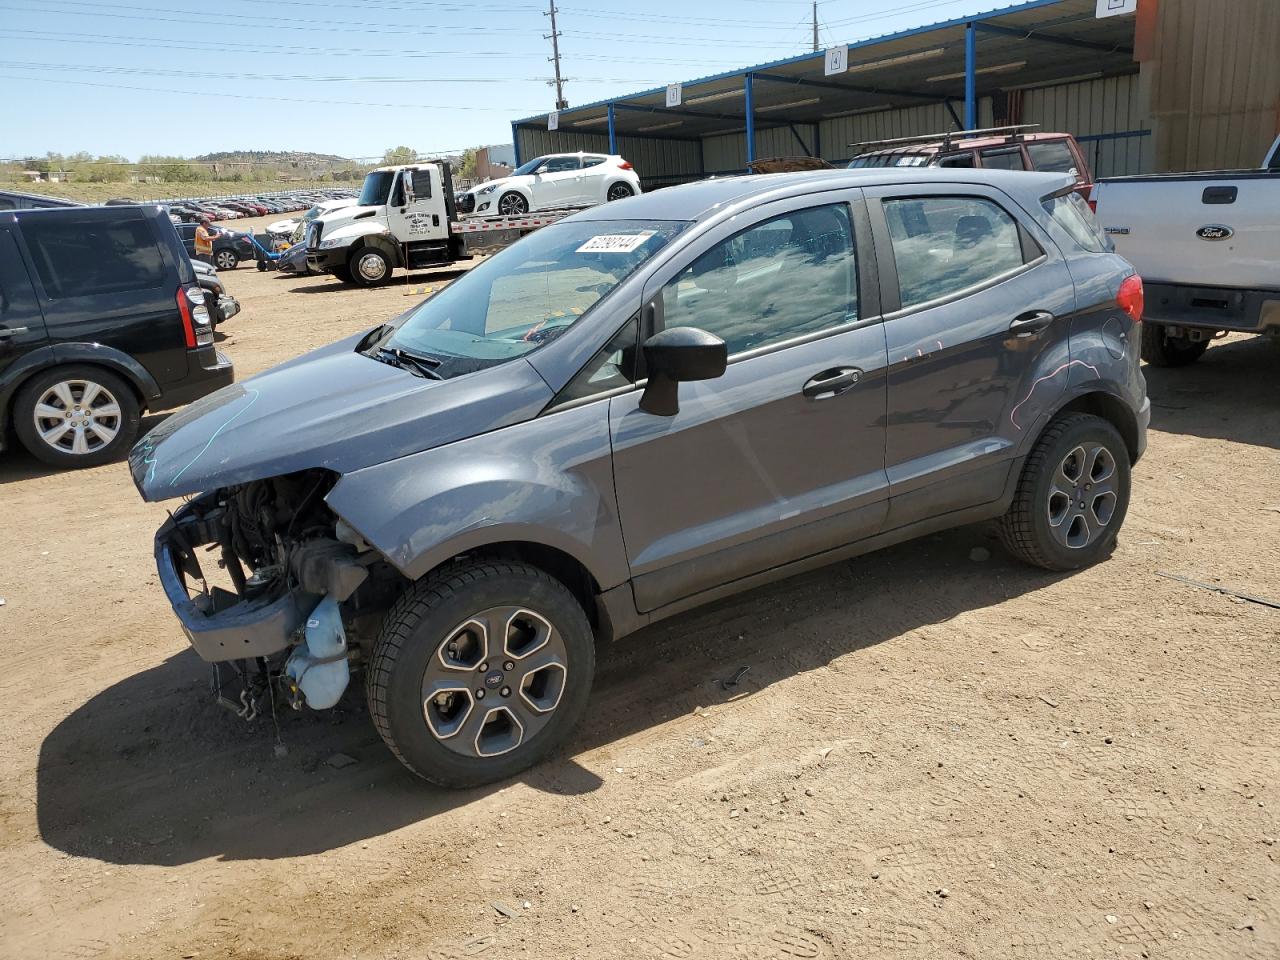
[848,125,1093,198]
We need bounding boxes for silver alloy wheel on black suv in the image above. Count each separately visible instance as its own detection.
[13,365,142,468]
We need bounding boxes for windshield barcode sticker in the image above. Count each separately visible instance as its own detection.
[576,231,655,254]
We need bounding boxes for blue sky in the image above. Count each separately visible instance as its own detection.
[2,0,1009,160]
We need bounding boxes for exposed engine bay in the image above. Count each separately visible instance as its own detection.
[154,469,404,718]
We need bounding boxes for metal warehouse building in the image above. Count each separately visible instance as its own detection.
[511,0,1280,187]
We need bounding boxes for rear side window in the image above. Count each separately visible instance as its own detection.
[1027,140,1079,175]
[1042,190,1107,253]
[22,212,167,298]
[882,195,1026,308]
[582,156,606,168]
[661,203,857,356]
[980,148,1027,170]
[937,153,976,168]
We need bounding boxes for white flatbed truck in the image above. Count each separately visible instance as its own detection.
[306,162,584,286]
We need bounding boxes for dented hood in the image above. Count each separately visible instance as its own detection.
[129,332,553,501]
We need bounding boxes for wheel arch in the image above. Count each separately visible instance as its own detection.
[1047,389,1141,463]
[1,348,155,432]
[349,234,403,269]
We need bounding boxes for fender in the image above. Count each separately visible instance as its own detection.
[0,342,160,427]
[351,232,405,269]
[325,401,630,592]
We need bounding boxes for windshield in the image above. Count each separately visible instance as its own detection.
[358,171,395,206]
[380,218,686,377]
[301,205,327,223]
[511,156,548,176]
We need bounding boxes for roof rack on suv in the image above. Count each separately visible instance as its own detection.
[849,124,1040,153]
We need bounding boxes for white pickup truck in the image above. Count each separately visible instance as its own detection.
[1091,134,1280,366]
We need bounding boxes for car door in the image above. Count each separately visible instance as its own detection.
[529,156,582,209]
[608,193,890,614]
[386,167,449,242]
[863,184,1077,528]
[0,225,50,383]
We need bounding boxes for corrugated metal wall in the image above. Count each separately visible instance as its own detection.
[702,125,818,173]
[1020,73,1150,177]
[1141,0,1280,171]
[514,127,702,187]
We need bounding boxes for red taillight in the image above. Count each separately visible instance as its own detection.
[1087,198,1097,213]
[618,160,633,170]
[176,285,212,347]
[1117,274,1143,324]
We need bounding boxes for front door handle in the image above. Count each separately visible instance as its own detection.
[802,366,862,400]
[0,326,30,339]
[1009,311,1055,337]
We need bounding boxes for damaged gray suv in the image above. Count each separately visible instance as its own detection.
[132,169,1149,788]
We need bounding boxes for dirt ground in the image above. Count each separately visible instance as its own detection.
[1,225,1277,959]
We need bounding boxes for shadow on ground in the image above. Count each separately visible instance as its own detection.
[287,267,470,295]
[0,414,168,486]
[1143,335,1280,448]
[37,523,1062,866]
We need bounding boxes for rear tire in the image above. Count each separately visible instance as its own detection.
[999,413,1131,571]
[606,182,634,202]
[13,365,140,468]
[348,247,392,287]
[367,560,595,788]
[1140,322,1210,367]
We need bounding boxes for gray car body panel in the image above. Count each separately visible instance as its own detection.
[138,168,1146,646]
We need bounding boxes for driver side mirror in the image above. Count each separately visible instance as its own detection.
[639,326,727,416]
[401,171,415,203]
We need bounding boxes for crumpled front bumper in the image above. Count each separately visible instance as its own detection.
[154,505,314,663]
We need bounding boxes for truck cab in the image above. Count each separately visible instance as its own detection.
[307,163,465,286]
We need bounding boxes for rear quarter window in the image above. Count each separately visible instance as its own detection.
[1027,140,1079,175]
[22,211,168,298]
[1042,190,1108,253]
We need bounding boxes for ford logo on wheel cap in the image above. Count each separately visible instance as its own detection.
[1196,224,1233,241]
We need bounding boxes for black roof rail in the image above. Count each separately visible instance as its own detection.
[850,124,1041,154]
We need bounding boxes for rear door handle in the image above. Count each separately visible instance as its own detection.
[0,326,29,339]
[1009,311,1055,337]
[802,366,862,400]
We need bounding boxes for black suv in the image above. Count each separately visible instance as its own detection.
[175,222,255,271]
[1,204,234,468]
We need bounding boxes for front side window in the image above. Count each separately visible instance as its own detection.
[660,203,857,356]
[1042,190,1107,253]
[540,156,581,174]
[22,212,166,298]
[882,195,1027,308]
[980,148,1027,171]
[1027,140,1079,175]
[381,219,685,378]
[555,316,640,406]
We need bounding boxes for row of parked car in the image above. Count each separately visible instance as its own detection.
[135,188,356,224]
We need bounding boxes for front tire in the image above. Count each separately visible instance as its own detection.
[213,248,240,271]
[999,413,1131,571]
[497,191,528,216]
[13,366,140,468]
[348,247,392,287]
[367,560,595,788]
[1140,322,1210,367]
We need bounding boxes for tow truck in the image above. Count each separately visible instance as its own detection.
[306,162,582,286]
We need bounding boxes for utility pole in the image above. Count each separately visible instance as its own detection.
[545,0,568,111]
[812,0,819,52]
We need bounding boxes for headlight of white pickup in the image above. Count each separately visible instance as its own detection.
[318,235,356,249]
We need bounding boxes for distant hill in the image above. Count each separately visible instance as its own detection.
[192,150,348,164]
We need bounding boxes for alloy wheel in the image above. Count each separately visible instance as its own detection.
[213,249,238,270]
[1046,442,1117,549]
[421,606,568,759]
[498,193,527,216]
[607,184,633,201]
[31,379,121,457]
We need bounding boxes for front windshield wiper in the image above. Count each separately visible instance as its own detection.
[373,346,444,380]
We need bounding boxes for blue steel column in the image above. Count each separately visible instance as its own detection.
[512,122,522,167]
[608,104,617,154]
[964,23,977,130]
[744,72,756,164]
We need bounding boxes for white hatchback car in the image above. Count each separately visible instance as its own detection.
[460,153,641,216]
